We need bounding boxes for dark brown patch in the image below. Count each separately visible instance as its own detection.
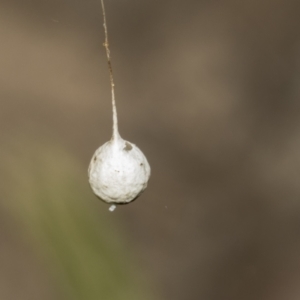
[93,157,97,162]
[123,142,133,151]
[140,163,143,166]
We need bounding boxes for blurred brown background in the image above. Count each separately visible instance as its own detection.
[0,0,300,299]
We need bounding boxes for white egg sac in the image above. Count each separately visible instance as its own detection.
[88,135,151,204]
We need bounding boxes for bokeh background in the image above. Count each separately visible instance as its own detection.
[0,0,300,299]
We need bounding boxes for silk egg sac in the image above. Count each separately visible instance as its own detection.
[88,133,151,205]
